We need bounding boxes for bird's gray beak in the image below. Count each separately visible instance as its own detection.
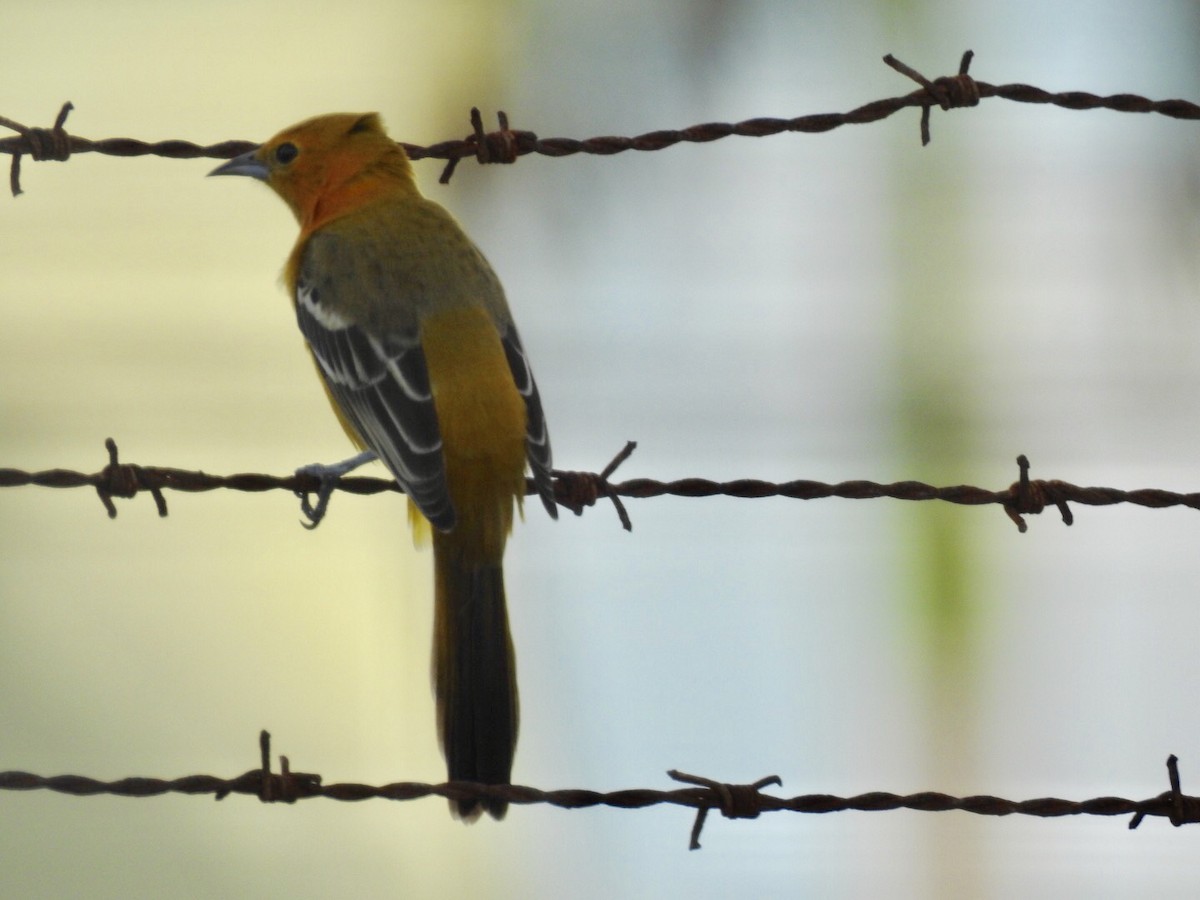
[208,149,269,181]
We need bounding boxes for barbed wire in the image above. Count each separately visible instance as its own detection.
[6,50,1198,864]
[2,51,1197,195]
[0,732,1194,849]
[2,438,1199,534]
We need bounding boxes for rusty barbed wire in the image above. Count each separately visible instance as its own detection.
[1,732,1195,849]
[2,51,1198,195]
[2,439,1199,534]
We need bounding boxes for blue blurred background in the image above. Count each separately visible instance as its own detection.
[4,2,1200,897]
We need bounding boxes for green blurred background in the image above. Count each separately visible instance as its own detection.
[4,1,1200,897]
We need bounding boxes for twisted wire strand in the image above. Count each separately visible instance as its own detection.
[1,735,1194,849]
[2,52,1197,194]
[1,439,1197,534]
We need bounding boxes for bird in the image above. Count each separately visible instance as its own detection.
[210,112,557,820]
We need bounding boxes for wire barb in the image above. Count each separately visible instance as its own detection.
[439,108,535,184]
[0,101,74,196]
[883,50,980,145]
[95,437,167,518]
[553,440,638,531]
[669,770,784,850]
[1002,454,1073,532]
[1129,755,1200,829]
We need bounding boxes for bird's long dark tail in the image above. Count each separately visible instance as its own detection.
[432,534,518,821]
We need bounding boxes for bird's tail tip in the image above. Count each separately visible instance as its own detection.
[451,796,508,822]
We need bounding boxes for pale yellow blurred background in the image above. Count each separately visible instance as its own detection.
[5,2,1200,898]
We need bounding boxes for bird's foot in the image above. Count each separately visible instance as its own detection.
[294,450,377,529]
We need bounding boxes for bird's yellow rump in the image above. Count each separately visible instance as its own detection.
[211,112,556,820]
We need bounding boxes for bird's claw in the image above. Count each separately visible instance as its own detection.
[293,450,378,529]
[294,462,343,528]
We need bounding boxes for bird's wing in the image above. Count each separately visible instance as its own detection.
[501,324,557,519]
[295,273,456,531]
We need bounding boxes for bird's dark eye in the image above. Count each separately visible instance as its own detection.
[274,142,298,165]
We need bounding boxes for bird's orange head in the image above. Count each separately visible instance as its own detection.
[210,112,415,229]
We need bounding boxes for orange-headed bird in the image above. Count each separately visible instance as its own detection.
[211,113,556,820]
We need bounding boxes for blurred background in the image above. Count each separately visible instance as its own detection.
[4,1,1200,897]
